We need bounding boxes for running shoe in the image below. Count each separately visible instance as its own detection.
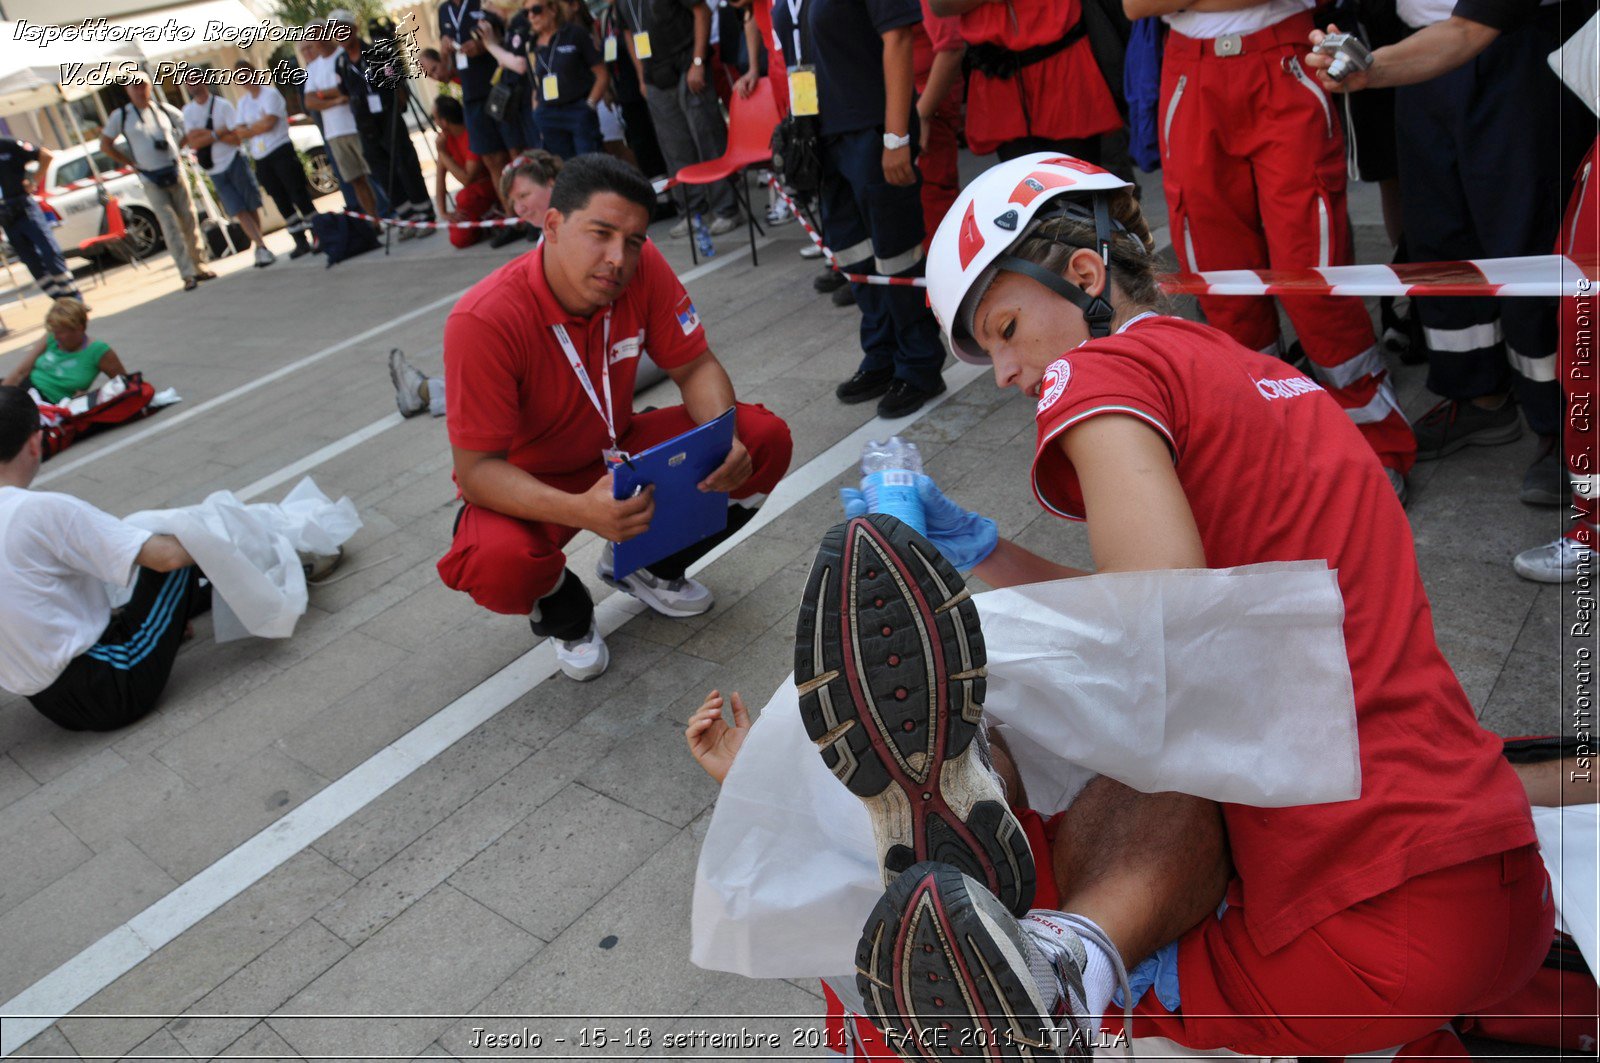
[553,620,610,681]
[597,542,714,617]
[1513,537,1595,584]
[856,862,1101,1061]
[1411,396,1522,460]
[795,514,1035,916]
[388,348,429,418]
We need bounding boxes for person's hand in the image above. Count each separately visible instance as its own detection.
[700,435,752,493]
[735,69,757,98]
[579,472,655,541]
[475,20,499,45]
[838,474,998,572]
[686,689,751,784]
[436,129,449,150]
[687,62,707,94]
[883,145,914,186]
[1305,24,1367,92]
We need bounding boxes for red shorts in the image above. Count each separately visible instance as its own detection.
[1022,811,1555,1056]
[449,181,500,249]
[436,402,792,614]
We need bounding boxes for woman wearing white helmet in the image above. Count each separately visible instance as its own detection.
[827,154,1549,1059]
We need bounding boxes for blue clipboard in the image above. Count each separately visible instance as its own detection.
[610,408,737,578]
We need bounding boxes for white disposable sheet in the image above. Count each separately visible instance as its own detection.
[121,478,361,643]
[1533,804,1599,975]
[693,562,1360,979]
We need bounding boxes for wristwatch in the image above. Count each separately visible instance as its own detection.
[692,56,705,67]
[882,131,911,150]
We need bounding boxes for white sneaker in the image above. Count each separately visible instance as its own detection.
[597,542,713,618]
[1513,537,1594,583]
[707,213,741,236]
[798,244,823,259]
[555,621,610,681]
[668,217,691,238]
[764,201,794,226]
[388,348,428,418]
[254,245,276,268]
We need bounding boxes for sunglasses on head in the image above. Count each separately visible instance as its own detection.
[528,3,545,11]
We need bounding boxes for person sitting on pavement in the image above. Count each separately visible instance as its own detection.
[434,153,793,681]
[3,299,129,403]
[99,72,215,292]
[433,95,501,249]
[180,66,276,269]
[0,385,209,732]
[775,153,1554,1059]
[0,136,83,302]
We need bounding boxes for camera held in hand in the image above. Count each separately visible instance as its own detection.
[1312,32,1374,82]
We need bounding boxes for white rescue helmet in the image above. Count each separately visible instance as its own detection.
[927,152,1135,365]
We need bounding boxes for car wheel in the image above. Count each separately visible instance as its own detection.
[123,207,163,258]
[305,148,339,196]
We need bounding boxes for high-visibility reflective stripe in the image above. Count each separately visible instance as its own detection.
[875,244,925,276]
[1507,344,1558,383]
[1423,320,1503,353]
[1341,379,1405,425]
[1314,343,1387,390]
[834,238,873,267]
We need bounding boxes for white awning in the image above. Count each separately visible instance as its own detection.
[0,22,145,112]
[111,0,269,64]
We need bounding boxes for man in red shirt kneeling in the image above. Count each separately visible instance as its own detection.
[438,155,793,680]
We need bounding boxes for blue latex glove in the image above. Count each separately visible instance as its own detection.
[1112,938,1181,1012]
[838,475,998,572]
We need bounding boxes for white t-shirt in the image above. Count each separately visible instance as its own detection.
[101,101,186,172]
[181,93,240,173]
[305,53,358,140]
[235,86,293,160]
[1164,0,1313,40]
[0,486,150,696]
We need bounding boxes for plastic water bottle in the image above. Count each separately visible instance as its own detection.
[692,212,717,259]
[860,436,926,535]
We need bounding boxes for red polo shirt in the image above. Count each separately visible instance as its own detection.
[443,241,708,478]
[1030,315,1535,956]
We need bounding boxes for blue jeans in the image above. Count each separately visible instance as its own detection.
[534,102,602,159]
[2,197,79,299]
[819,127,944,392]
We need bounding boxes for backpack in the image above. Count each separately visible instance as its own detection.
[311,211,380,267]
[1124,18,1164,173]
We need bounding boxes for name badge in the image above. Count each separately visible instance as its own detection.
[543,74,559,100]
[634,30,652,59]
[603,35,618,62]
[367,93,383,113]
[455,50,470,70]
[788,65,819,117]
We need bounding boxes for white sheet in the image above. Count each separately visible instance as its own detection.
[693,562,1360,980]
[120,477,361,643]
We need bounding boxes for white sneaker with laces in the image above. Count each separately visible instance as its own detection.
[765,200,794,226]
[388,349,428,418]
[708,213,742,236]
[1513,537,1594,583]
[254,245,276,268]
[597,542,714,617]
[668,217,691,238]
[798,244,823,259]
[555,621,610,681]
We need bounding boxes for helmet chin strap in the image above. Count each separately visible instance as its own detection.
[993,193,1118,340]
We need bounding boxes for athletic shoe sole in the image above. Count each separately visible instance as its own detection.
[857,862,1073,1062]
[795,515,1035,916]
[388,350,427,418]
[597,565,714,619]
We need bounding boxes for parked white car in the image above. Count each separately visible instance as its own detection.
[31,119,337,260]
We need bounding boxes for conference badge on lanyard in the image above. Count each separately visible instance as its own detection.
[634,30,653,59]
[604,35,619,62]
[788,65,819,117]
[552,314,626,464]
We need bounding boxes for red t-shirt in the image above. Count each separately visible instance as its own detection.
[1030,315,1535,955]
[444,128,495,196]
[958,0,1119,153]
[444,242,708,477]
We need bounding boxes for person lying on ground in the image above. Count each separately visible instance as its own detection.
[2,298,128,403]
[0,385,209,732]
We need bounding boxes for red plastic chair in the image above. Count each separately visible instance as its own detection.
[673,78,782,266]
[78,196,145,287]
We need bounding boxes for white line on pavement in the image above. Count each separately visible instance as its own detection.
[0,347,979,1062]
[34,240,769,494]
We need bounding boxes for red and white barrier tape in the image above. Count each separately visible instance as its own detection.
[1161,255,1599,299]
[767,176,1597,298]
[339,209,519,230]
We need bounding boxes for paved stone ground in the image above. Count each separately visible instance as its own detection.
[0,160,1579,1061]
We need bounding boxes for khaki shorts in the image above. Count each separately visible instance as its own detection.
[328,134,369,180]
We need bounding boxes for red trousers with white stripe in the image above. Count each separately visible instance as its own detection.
[1561,137,1598,546]
[1160,12,1415,474]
